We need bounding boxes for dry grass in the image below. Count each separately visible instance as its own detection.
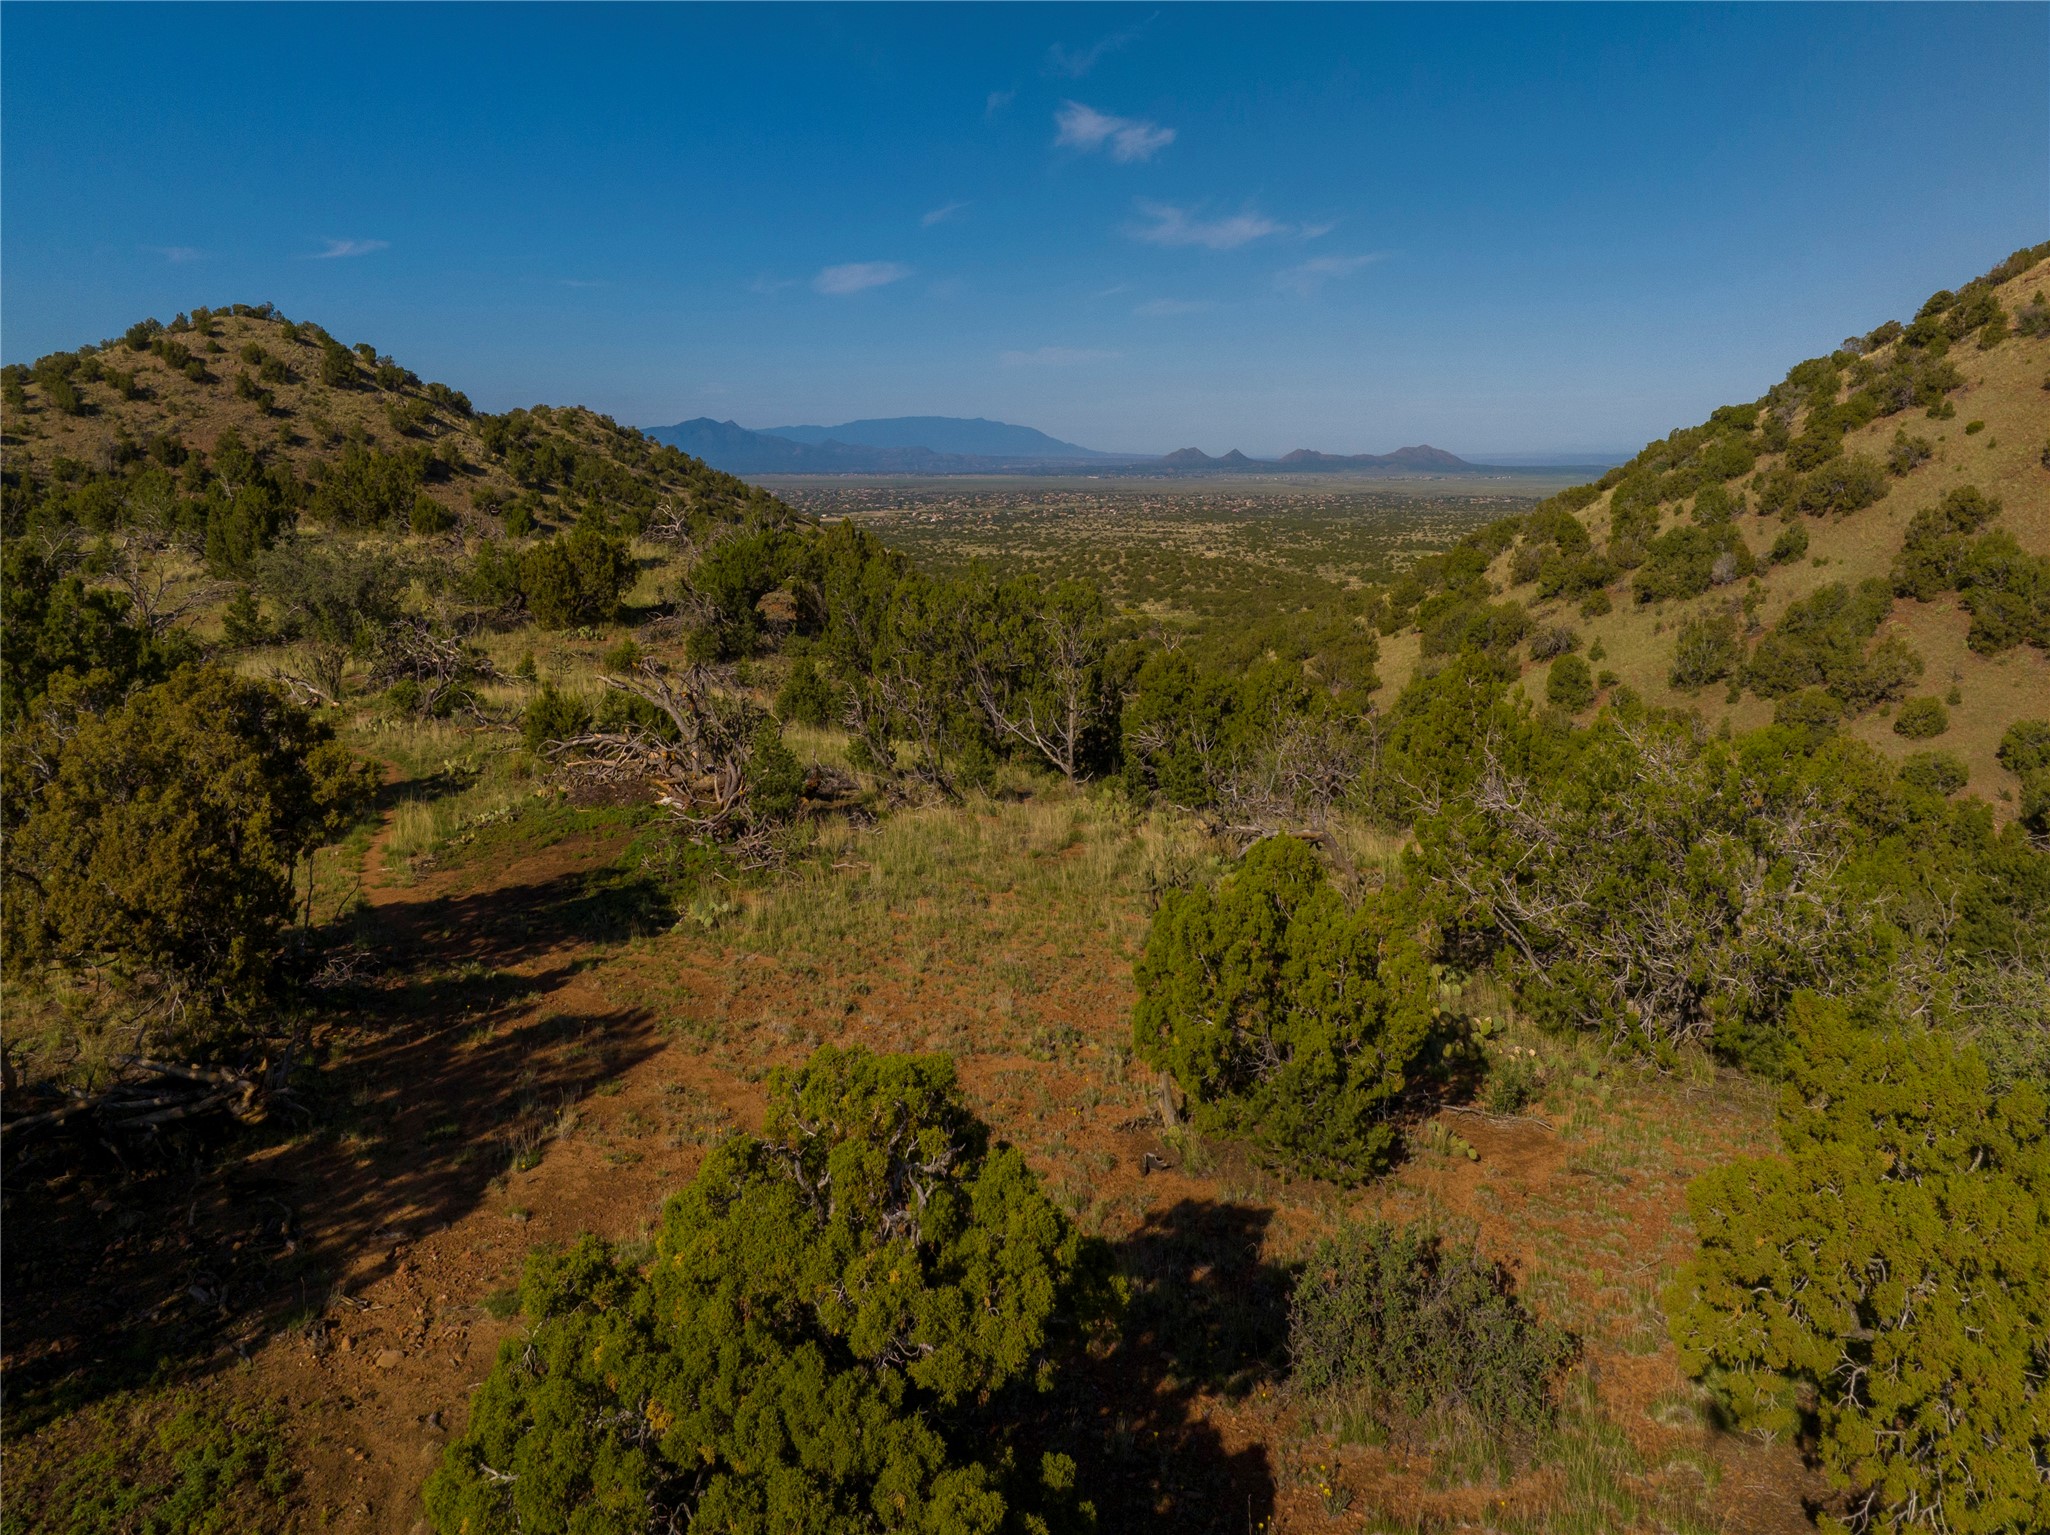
[1446,257,2050,810]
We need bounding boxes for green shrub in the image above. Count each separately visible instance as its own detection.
[307,443,427,529]
[1481,1051,1541,1114]
[1632,524,1753,604]
[1527,623,1579,660]
[1957,533,2050,655]
[1891,696,1949,739]
[1130,836,1434,1182]
[409,495,456,535]
[519,525,634,629]
[1795,453,1887,517]
[2,666,371,1055]
[317,340,356,387]
[1898,750,1967,797]
[1886,429,1933,476]
[1743,580,1921,714]
[425,1046,1111,1535]
[775,652,835,727]
[1769,523,1810,565]
[521,685,594,754]
[1772,688,1844,742]
[1667,996,2050,1535]
[1419,598,1529,659]
[1289,1218,1573,1430]
[1545,653,1595,711]
[679,526,800,658]
[1996,719,2050,780]
[1668,613,1742,690]
[1892,486,2002,600]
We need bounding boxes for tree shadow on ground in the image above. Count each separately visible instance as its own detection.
[1049,1199,1293,1533]
[4,861,669,1432]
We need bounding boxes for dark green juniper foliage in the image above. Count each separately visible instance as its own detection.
[1668,613,1742,691]
[1,664,371,1055]
[427,1047,1115,1535]
[1545,652,1596,711]
[1999,718,2050,837]
[1130,836,1434,1181]
[1290,1218,1574,1431]
[1668,995,2050,1535]
[1742,579,1921,715]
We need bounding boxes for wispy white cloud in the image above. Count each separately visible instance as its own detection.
[986,89,1017,118]
[560,278,607,289]
[1047,17,1152,78]
[142,244,206,263]
[921,201,970,228]
[813,261,913,295]
[306,238,389,260]
[1054,101,1174,164]
[1297,220,1339,241]
[748,273,800,295]
[1093,282,1134,298]
[1000,346,1120,367]
[1275,253,1384,297]
[1128,200,1283,250]
[1134,297,1213,317]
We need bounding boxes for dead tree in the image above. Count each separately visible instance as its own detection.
[369,617,499,716]
[549,662,786,847]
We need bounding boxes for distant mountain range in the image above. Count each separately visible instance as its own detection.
[644,414,1488,477]
[759,416,1115,460]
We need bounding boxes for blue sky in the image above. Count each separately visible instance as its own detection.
[4,4,2044,458]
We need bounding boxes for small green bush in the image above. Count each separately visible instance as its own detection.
[1893,486,2002,600]
[1996,719,2050,779]
[521,685,593,754]
[1633,524,1754,604]
[1891,696,1949,739]
[1744,579,1921,714]
[1546,653,1595,711]
[775,652,836,727]
[425,1046,1112,1535]
[519,525,634,629]
[1886,429,1934,476]
[1481,1051,1541,1115]
[1289,1218,1573,1430]
[1772,688,1844,742]
[1769,523,1810,565]
[1898,751,1967,797]
[1795,453,1888,517]
[1669,613,1742,691]
[1668,996,2050,1535]
[1131,836,1434,1182]
[409,495,456,535]
[1957,533,2050,656]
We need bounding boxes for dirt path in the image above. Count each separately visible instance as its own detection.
[241,805,754,1533]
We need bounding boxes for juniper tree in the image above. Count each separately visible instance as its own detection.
[426,1047,1114,1535]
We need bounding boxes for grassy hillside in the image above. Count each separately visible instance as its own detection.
[1,302,782,539]
[1374,243,2050,806]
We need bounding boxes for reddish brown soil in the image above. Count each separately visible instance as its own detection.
[8,795,1827,1533]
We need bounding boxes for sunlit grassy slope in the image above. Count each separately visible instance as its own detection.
[1374,251,2050,804]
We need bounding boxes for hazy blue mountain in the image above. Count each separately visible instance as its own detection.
[760,416,1116,459]
[646,419,973,473]
[648,417,1489,479]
